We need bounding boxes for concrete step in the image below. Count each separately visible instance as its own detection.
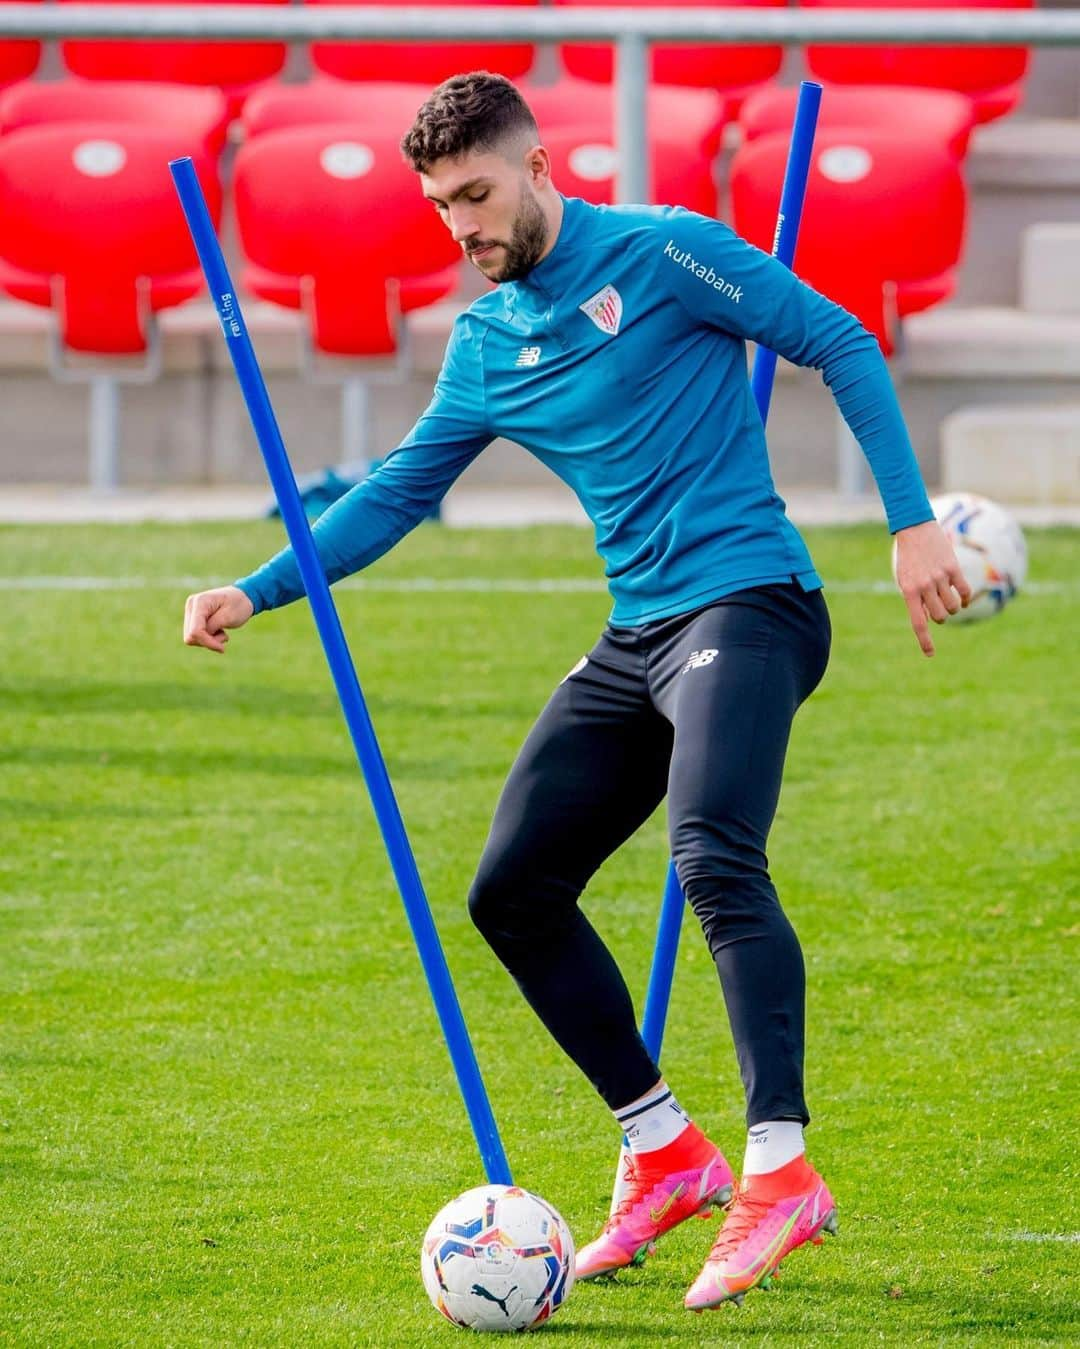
[903,304,1080,377]
[942,402,1080,503]
[1024,42,1080,119]
[1020,221,1080,314]
[958,115,1080,306]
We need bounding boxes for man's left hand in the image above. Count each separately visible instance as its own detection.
[893,519,971,657]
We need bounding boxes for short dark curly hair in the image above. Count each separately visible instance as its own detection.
[400,71,539,173]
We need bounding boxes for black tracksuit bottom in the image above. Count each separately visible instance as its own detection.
[468,582,831,1127]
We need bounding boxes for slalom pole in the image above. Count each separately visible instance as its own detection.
[612,82,823,1211]
[170,156,512,1187]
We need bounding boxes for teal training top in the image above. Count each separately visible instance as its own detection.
[235,197,933,626]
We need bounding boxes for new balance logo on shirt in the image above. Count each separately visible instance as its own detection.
[515,346,542,367]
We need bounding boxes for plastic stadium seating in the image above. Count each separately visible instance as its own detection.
[58,0,288,110]
[522,77,729,160]
[730,126,967,354]
[243,76,730,179]
[555,0,785,112]
[307,0,538,85]
[739,84,977,160]
[544,126,718,217]
[241,84,473,320]
[0,123,221,354]
[242,78,432,141]
[233,124,463,355]
[799,0,1035,123]
[0,0,42,88]
[0,79,231,156]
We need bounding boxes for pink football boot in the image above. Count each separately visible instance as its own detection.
[684,1154,838,1310]
[576,1124,734,1280]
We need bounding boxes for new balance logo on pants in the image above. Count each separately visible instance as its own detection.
[681,648,718,673]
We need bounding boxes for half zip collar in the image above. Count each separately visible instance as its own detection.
[500,196,585,343]
[513,195,582,298]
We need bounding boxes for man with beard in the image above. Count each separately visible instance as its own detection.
[183,72,968,1311]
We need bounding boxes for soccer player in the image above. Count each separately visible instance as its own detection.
[183,72,970,1310]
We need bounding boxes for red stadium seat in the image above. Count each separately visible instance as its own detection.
[544,126,718,217]
[730,127,967,354]
[799,0,1034,123]
[0,123,221,354]
[0,0,42,88]
[522,77,729,160]
[234,124,462,355]
[555,0,785,112]
[739,84,977,160]
[0,122,222,486]
[234,123,464,474]
[0,79,230,155]
[58,0,288,111]
[243,77,432,141]
[307,0,538,85]
[241,88,466,330]
[243,76,730,177]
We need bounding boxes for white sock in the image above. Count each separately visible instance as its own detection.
[613,1081,691,1155]
[742,1120,805,1175]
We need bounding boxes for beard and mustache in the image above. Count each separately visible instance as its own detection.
[463,181,549,284]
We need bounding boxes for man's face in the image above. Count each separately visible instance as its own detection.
[420,148,550,284]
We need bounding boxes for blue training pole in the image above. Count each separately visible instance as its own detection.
[640,81,823,1067]
[170,156,512,1187]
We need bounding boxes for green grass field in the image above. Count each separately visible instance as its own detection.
[1,521,1076,1346]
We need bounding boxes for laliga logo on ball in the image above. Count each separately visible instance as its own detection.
[421,1185,575,1332]
[892,492,1028,623]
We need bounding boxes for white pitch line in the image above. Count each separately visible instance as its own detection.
[1004,1232,1080,1244]
[0,576,1074,595]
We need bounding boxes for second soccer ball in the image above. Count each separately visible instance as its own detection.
[894,491,1028,623]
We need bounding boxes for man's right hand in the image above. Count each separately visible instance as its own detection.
[183,585,255,654]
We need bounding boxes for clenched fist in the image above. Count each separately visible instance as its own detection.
[183,585,255,654]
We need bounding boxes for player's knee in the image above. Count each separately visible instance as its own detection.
[678,866,784,951]
[467,855,524,944]
[672,819,766,888]
[468,854,579,951]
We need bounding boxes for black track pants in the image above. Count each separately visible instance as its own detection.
[468,583,831,1126]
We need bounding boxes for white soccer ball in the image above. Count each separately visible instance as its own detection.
[895,492,1028,623]
[420,1184,575,1332]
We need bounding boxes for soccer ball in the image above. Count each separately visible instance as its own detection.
[930,492,1027,621]
[420,1184,575,1332]
[895,492,1028,623]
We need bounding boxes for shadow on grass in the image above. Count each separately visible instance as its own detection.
[0,795,367,821]
[0,744,357,781]
[0,678,535,725]
[0,678,337,721]
[0,742,508,785]
[540,1323,687,1340]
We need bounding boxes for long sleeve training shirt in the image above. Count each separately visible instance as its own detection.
[236,196,933,626]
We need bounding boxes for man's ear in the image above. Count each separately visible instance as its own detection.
[524,144,552,188]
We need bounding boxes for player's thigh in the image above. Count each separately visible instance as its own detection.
[476,648,673,894]
[657,588,830,875]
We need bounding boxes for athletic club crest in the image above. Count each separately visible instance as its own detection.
[578,283,622,336]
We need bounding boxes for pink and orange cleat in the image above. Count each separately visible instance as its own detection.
[576,1124,735,1281]
[684,1154,838,1311]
